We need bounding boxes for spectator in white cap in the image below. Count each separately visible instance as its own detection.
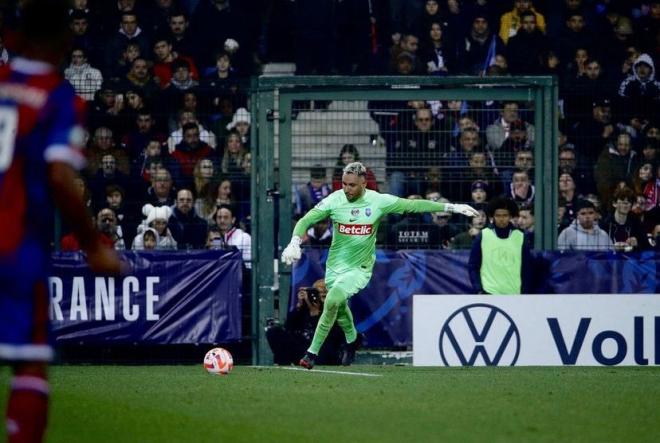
[226,107,250,147]
[132,204,178,250]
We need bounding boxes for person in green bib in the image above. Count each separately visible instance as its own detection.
[468,197,532,294]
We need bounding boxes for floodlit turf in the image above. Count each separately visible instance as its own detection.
[1,365,659,442]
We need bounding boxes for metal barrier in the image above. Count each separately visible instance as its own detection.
[251,75,558,364]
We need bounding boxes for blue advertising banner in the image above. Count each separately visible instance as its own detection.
[292,249,660,347]
[49,250,243,343]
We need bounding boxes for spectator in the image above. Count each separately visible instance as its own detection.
[171,122,213,181]
[138,228,158,250]
[168,9,195,58]
[123,110,167,159]
[564,58,607,121]
[104,11,151,74]
[220,131,248,180]
[459,14,504,75]
[468,197,532,294]
[87,81,123,134]
[645,223,660,250]
[500,149,534,191]
[69,10,101,68]
[517,204,535,247]
[266,279,343,366]
[420,21,456,75]
[486,101,535,150]
[331,144,378,191]
[595,132,638,205]
[301,218,333,247]
[152,35,199,89]
[447,126,482,167]
[167,110,216,153]
[203,52,243,122]
[96,207,126,251]
[428,196,459,248]
[159,58,199,117]
[118,87,149,131]
[506,169,535,207]
[570,98,615,166]
[602,16,636,70]
[451,208,487,249]
[64,47,102,101]
[506,10,550,74]
[191,158,217,199]
[85,126,130,176]
[111,41,142,80]
[104,182,141,242]
[226,107,251,148]
[121,57,159,104]
[144,167,177,207]
[389,33,422,74]
[190,0,247,72]
[194,179,228,224]
[295,165,332,218]
[451,149,498,202]
[618,53,660,119]
[212,204,251,268]
[132,204,177,250]
[631,162,656,205]
[169,189,208,249]
[555,11,596,66]
[390,107,443,196]
[558,199,613,251]
[499,0,546,44]
[469,180,490,208]
[636,1,660,55]
[600,187,647,251]
[559,172,580,227]
[498,120,534,167]
[642,163,660,213]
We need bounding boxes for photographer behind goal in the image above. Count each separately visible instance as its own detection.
[266,279,343,365]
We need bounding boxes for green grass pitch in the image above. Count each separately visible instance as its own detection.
[1,365,659,442]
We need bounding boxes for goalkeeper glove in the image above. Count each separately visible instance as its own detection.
[281,235,302,265]
[445,203,480,217]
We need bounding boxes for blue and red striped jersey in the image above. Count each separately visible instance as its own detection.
[0,57,86,256]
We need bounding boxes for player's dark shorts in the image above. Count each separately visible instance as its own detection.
[0,242,53,362]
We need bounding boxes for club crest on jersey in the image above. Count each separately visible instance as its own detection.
[351,209,360,216]
[337,223,373,236]
[365,208,372,217]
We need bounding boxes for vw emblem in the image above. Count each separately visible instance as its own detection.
[438,303,520,366]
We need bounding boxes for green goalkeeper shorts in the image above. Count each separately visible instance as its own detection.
[325,268,372,299]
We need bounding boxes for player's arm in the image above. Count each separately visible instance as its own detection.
[48,162,122,275]
[381,195,480,217]
[281,199,333,265]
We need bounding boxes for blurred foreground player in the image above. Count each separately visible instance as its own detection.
[0,2,122,442]
[281,162,479,369]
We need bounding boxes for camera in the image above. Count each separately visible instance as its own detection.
[304,287,321,304]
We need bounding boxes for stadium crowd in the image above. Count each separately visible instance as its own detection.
[0,0,657,253]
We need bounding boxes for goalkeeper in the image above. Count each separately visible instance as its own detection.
[281,162,479,369]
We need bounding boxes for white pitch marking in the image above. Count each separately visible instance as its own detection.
[249,366,382,377]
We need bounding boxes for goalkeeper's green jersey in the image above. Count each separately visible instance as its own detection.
[293,190,448,274]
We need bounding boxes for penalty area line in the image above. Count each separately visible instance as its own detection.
[249,366,382,377]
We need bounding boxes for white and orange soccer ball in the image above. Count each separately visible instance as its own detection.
[203,347,233,375]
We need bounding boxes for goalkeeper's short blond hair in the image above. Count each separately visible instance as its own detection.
[343,161,367,177]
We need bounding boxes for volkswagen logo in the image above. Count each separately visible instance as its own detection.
[439,303,520,366]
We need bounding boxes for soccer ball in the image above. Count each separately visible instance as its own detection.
[203,347,233,375]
